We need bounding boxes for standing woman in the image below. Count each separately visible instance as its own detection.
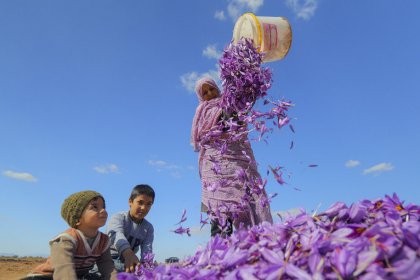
[191,77,273,237]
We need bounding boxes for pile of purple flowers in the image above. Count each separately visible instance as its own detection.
[118,193,420,280]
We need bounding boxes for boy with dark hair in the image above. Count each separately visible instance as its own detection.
[106,184,155,273]
[24,190,116,280]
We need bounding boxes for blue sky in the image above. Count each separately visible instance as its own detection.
[1,0,419,262]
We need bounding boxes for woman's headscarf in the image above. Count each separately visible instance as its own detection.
[190,77,222,152]
[194,77,220,102]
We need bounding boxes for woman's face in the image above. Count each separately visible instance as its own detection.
[201,83,219,101]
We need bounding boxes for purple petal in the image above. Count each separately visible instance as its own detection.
[176,209,187,225]
[289,124,295,133]
[332,247,357,277]
[285,263,312,280]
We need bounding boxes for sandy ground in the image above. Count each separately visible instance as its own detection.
[0,257,46,280]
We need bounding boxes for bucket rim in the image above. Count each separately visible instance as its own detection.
[242,12,262,51]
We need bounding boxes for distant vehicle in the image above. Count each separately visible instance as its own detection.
[165,257,179,263]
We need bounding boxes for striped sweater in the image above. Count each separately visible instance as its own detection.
[29,228,115,279]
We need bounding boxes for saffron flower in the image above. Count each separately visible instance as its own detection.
[172,226,191,237]
[175,209,187,225]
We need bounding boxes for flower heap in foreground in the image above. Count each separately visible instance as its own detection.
[118,193,420,280]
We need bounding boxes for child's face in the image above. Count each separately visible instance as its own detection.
[77,197,108,229]
[201,83,219,101]
[129,194,153,223]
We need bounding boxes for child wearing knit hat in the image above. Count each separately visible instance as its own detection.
[23,190,117,280]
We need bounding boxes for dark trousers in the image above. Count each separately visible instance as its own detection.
[210,218,233,237]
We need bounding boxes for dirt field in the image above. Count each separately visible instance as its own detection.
[0,257,46,280]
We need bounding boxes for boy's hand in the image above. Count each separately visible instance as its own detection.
[122,249,139,273]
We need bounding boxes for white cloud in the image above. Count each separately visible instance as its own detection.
[180,44,222,93]
[148,160,180,171]
[3,170,37,182]
[363,162,394,175]
[286,0,318,20]
[190,225,210,235]
[180,71,199,92]
[227,0,264,21]
[203,45,222,60]
[205,68,220,82]
[274,208,305,220]
[180,67,220,93]
[148,158,200,179]
[345,160,360,168]
[93,164,120,174]
[214,10,226,21]
[148,159,186,179]
[170,171,181,179]
[148,160,169,169]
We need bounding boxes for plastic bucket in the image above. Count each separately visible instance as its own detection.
[233,13,292,62]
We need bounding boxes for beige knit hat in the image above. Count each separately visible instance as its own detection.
[61,190,104,228]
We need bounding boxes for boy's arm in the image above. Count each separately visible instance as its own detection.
[96,247,117,280]
[107,213,131,256]
[50,238,78,280]
[107,213,139,272]
[140,224,154,261]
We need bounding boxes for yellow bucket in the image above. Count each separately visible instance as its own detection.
[233,13,292,62]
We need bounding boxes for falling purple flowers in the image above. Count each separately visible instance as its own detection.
[119,193,420,280]
[216,38,293,148]
[172,226,191,237]
[194,39,296,229]
[200,213,210,230]
[218,40,294,189]
[219,38,271,114]
[269,165,286,185]
[172,209,191,237]
[175,209,187,225]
